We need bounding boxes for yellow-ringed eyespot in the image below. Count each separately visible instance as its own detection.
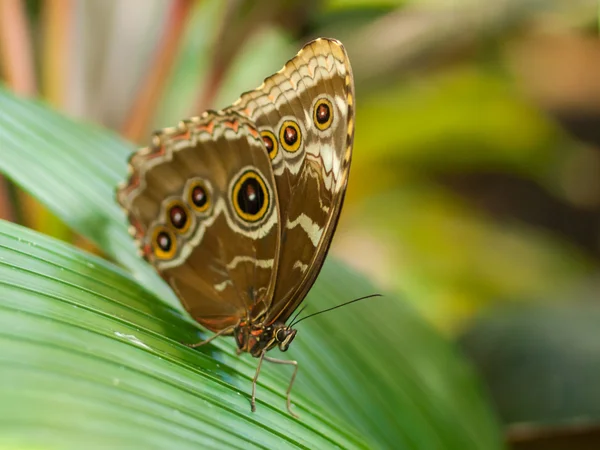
[188,180,210,213]
[166,200,191,233]
[261,130,278,160]
[279,120,301,153]
[313,98,333,130]
[152,227,176,260]
[232,170,269,222]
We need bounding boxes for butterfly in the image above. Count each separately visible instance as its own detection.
[117,38,354,417]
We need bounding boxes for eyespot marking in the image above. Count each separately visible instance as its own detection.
[261,130,278,160]
[232,170,269,222]
[167,201,191,233]
[314,98,333,131]
[152,227,176,260]
[188,181,210,213]
[279,120,301,153]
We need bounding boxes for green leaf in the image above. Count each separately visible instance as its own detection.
[0,86,177,306]
[0,219,364,448]
[0,86,503,448]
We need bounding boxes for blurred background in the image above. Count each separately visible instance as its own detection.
[0,0,599,448]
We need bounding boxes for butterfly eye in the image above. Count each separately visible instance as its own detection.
[188,181,210,213]
[232,170,269,222]
[260,130,278,160]
[313,98,334,130]
[279,120,302,153]
[152,227,177,260]
[167,201,191,233]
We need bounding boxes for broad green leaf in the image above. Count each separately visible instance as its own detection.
[0,219,364,449]
[0,86,503,448]
[0,87,177,306]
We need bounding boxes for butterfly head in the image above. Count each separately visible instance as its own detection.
[275,325,297,352]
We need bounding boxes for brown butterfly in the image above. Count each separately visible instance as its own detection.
[117,38,354,417]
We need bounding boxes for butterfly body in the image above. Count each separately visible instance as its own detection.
[117,38,354,416]
[234,321,296,357]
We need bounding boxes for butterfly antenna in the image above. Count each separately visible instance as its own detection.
[288,304,309,326]
[290,294,382,327]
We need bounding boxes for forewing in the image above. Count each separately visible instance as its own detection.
[227,38,355,323]
[117,112,281,332]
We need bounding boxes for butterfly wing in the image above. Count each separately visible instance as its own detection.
[117,112,281,332]
[227,38,355,324]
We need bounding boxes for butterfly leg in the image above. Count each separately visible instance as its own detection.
[251,350,267,412]
[264,356,299,418]
[185,326,234,348]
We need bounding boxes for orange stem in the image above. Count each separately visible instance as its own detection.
[0,0,36,224]
[0,0,37,95]
[41,0,73,107]
[121,0,195,142]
